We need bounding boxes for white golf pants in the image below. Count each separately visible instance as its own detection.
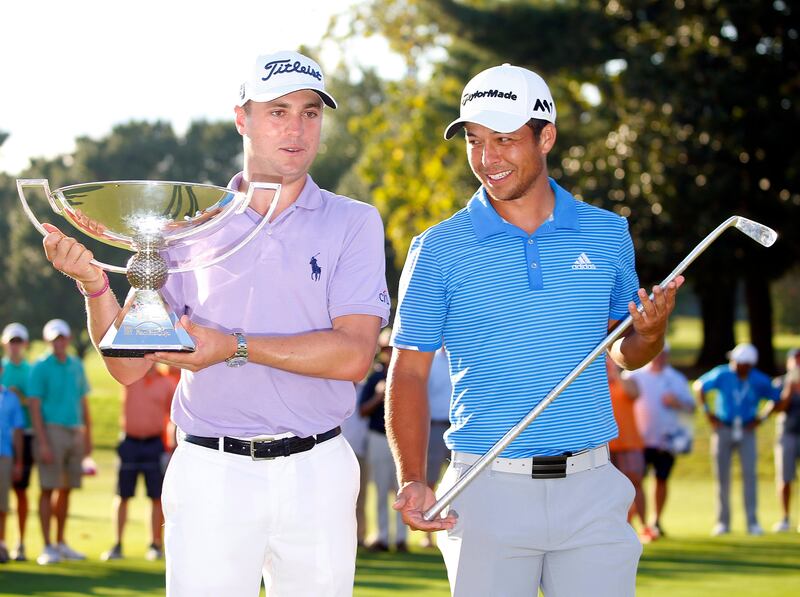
[162,433,359,596]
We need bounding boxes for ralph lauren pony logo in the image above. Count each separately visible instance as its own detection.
[309,253,322,281]
[262,59,323,82]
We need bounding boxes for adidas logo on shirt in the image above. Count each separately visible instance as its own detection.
[572,253,596,270]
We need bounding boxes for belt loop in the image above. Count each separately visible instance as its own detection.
[218,437,225,452]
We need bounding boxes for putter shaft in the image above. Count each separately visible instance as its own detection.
[423,216,776,521]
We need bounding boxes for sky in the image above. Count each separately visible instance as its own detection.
[0,0,402,174]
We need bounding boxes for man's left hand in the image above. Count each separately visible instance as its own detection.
[628,276,684,344]
[146,316,236,372]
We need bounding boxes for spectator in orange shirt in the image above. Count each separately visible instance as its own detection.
[160,366,180,471]
[101,366,175,562]
[606,356,651,542]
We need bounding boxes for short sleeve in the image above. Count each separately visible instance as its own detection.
[328,207,391,326]
[756,371,781,402]
[609,220,640,321]
[390,234,447,352]
[699,368,719,392]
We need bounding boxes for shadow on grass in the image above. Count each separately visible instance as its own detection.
[0,562,165,596]
[639,536,800,580]
[355,548,449,590]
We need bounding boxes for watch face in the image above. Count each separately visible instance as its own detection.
[226,356,247,368]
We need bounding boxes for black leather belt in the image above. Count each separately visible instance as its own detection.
[184,427,341,460]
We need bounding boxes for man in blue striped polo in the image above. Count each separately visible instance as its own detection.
[386,64,683,597]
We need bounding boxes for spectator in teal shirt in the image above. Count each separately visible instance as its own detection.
[697,343,780,536]
[1,322,33,561]
[28,319,92,565]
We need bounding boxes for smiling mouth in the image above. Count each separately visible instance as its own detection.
[486,170,512,182]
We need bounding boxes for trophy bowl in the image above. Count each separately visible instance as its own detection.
[17,178,281,357]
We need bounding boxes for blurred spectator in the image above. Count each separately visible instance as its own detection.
[1,323,33,561]
[627,345,695,538]
[606,356,649,541]
[421,346,452,549]
[101,366,174,562]
[0,360,25,564]
[696,343,780,536]
[27,319,92,565]
[341,381,369,547]
[359,329,407,552]
[772,348,800,532]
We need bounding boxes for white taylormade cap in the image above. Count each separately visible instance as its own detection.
[1,322,29,343]
[238,50,337,109]
[727,343,758,365]
[43,319,71,342]
[444,63,556,140]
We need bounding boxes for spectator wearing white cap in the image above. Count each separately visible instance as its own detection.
[39,49,388,596]
[625,343,695,539]
[772,348,800,532]
[696,343,780,536]
[27,319,92,564]
[1,323,34,561]
[387,63,682,597]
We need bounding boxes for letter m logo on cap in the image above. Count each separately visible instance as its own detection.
[533,98,553,114]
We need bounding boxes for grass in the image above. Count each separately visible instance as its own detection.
[2,319,799,595]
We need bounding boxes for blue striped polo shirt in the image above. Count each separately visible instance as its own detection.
[391,178,640,457]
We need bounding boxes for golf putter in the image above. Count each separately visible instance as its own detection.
[424,215,777,521]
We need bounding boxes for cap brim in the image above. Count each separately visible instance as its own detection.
[239,84,337,109]
[444,110,530,140]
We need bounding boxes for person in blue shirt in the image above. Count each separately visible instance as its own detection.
[697,343,780,536]
[0,360,25,564]
[386,63,682,597]
[1,322,33,561]
[358,329,407,552]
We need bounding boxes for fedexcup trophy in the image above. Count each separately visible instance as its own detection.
[17,178,281,357]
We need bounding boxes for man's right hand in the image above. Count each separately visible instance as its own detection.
[393,480,458,532]
[42,223,105,291]
[38,441,54,465]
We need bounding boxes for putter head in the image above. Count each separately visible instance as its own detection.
[734,216,778,247]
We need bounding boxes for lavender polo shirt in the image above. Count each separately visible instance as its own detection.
[162,173,390,438]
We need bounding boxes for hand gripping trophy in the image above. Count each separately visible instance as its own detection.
[17,178,281,356]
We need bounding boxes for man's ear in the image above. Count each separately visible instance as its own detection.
[539,123,557,154]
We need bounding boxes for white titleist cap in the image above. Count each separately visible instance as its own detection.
[727,343,758,365]
[238,50,337,109]
[444,63,556,140]
[43,319,71,342]
[1,323,29,343]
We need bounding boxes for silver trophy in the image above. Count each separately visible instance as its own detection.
[17,178,281,357]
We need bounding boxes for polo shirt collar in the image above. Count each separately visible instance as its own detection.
[468,177,580,240]
[227,172,323,211]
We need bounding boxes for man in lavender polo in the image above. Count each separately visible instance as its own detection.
[40,50,389,596]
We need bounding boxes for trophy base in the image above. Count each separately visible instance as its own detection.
[100,347,193,358]
[99,289,196,358]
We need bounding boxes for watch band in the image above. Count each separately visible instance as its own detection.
[226,332,248,366]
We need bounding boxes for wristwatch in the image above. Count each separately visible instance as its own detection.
[225,332,248,368]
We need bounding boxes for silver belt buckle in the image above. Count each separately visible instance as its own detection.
[250,437,277,461]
